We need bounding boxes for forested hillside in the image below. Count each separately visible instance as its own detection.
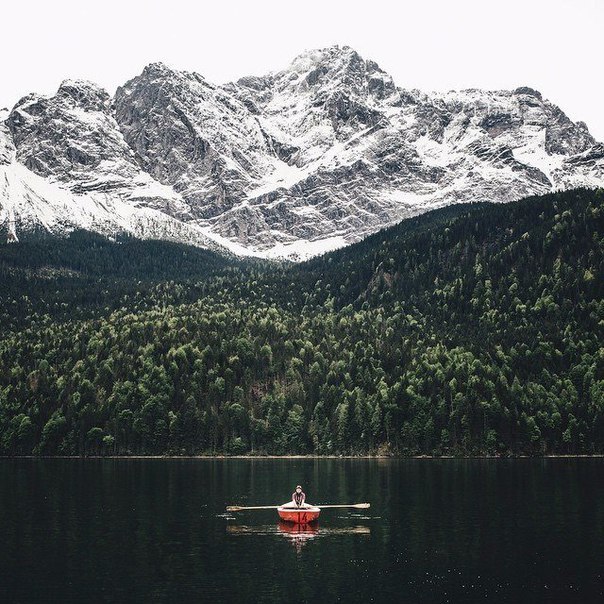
[1,188,603,456]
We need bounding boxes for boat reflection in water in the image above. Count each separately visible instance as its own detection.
[277,521,318,551]
[226,522,370,552]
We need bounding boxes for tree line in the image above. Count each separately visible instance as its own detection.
[0,188,602,455]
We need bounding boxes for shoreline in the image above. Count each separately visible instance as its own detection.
[2,454,604,460]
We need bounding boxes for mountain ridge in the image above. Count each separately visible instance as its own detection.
[2,45,604,259]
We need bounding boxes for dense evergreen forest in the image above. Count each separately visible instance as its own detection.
[1,188,603,456]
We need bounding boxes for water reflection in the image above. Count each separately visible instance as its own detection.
[227,522,371,552]
[2,459,603,603]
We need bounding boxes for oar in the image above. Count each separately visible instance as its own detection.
[226,503,370,512]
[315,503,370,509]
[226,505,279,512]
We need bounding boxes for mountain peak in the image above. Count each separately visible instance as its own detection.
[142,61,175,77]
[287,45,367,75]
[291,44,359,62]
[57,79,110,111]
[513,86,543,100]
[276,44,397,103]
[139,62,208,87]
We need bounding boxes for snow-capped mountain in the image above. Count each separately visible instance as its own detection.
[2,46,603,259]
[1,83,222,251]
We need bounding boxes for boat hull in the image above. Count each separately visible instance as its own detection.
[277,506,320,524]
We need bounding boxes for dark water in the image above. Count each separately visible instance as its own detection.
[0,458,603,603]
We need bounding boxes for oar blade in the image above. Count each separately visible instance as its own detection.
[354,503,371,509]
[226,506,241,512]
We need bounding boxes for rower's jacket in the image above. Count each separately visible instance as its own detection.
[292,491,306,506]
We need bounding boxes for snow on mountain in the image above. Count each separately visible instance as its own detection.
[2,46,604,259]
[2,81,224,251]
[114,63,277,219]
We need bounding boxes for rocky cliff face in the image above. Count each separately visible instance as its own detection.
[1,82,221,250]
[114,63,275,220]
[2,46,603,258]
[6,79,193,216]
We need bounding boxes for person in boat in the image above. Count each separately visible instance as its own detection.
[292,485,306,508]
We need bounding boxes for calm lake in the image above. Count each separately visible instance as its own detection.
[0,458,603,603]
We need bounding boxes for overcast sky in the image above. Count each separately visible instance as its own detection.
[1,0,602,139]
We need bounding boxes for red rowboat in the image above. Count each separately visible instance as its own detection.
[226,501,368,523]
[277,505,321,524]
